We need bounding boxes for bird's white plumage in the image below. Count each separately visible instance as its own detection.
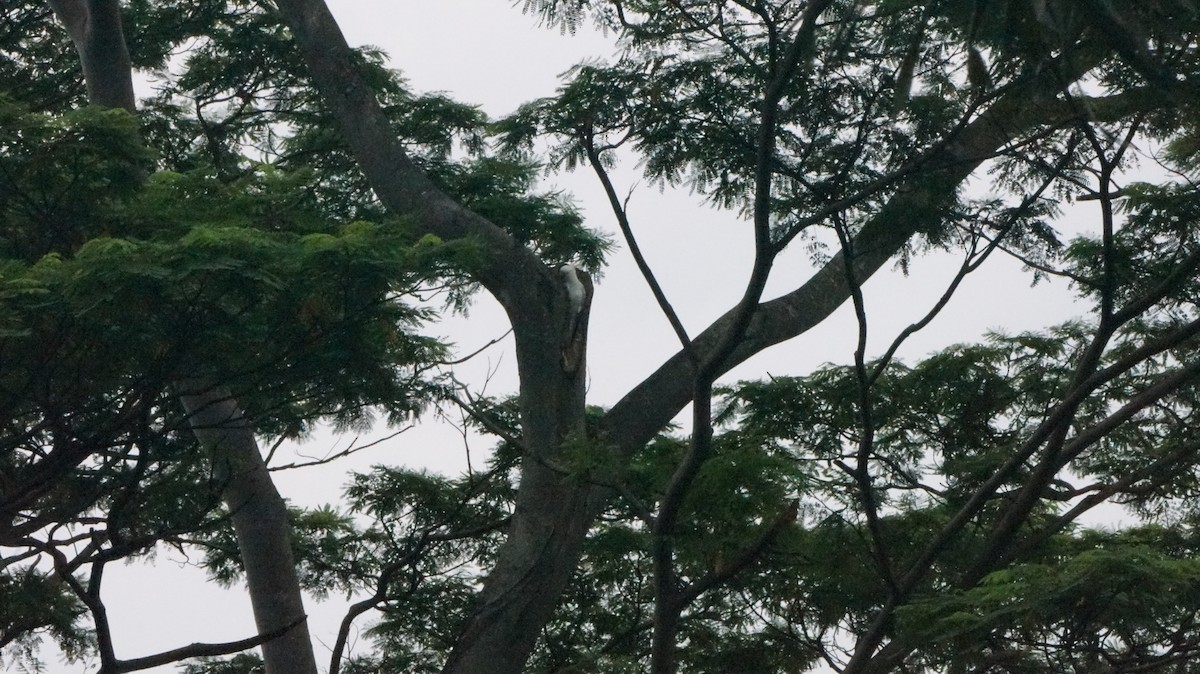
[558,263,592,374]
[561,263,585,320]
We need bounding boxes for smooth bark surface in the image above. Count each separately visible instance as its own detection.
[46,0,135,111]
[178,384,318,674]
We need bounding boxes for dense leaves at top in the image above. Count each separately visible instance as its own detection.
[508,0,1199,258]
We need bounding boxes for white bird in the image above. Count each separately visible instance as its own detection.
[559,263,593,374]
[561,263,586,321]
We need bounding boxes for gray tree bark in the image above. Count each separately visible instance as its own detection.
[46,0,134,111]
[271,3,599,672]
[177,382,318,674]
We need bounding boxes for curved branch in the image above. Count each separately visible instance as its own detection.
[113,617,307,673]
[270,7,595,672]
[678,499,798,605]
[328,550,422,674]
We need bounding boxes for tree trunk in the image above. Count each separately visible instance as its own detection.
[441,319,599,673]
[178,383,318,674]
[47,0,135,111]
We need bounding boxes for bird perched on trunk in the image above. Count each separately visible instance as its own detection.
[560,263,593,375]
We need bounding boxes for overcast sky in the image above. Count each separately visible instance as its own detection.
[34,2,1097,672]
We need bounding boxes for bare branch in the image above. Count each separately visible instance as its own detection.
[438,329,514,366]
[583,136,695,358]
[267,427,413,472]
[114,617,308,673]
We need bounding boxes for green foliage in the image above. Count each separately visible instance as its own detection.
[495,299,1200,671]
[0,4,86,111]
[503,0,1079,260]
[897,528,1200,672]
[1067,182,1200,310]
[194,453,518,673]
[424,155,610,270]
[0,168,457,438]
[0,568,91,668]
[314,463,517,672]
[2,3,612,661]
[0,96,466,667]
[0,99,151,258]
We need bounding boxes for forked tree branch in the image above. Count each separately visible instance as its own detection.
[649,6,836,670]
[600,73,1158,468]
[261,4,1194,673]
[842,248,1200,674]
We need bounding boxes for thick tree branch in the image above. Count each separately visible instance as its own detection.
[600,78,1160,464]
[259,6,1192,674]
[41,5,321,671]
[269,0,555,322]
[178,382,318,674]
[46,0,134,111]
[268,4,596,672]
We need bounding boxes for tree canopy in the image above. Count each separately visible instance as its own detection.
[2,1,1200,673]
